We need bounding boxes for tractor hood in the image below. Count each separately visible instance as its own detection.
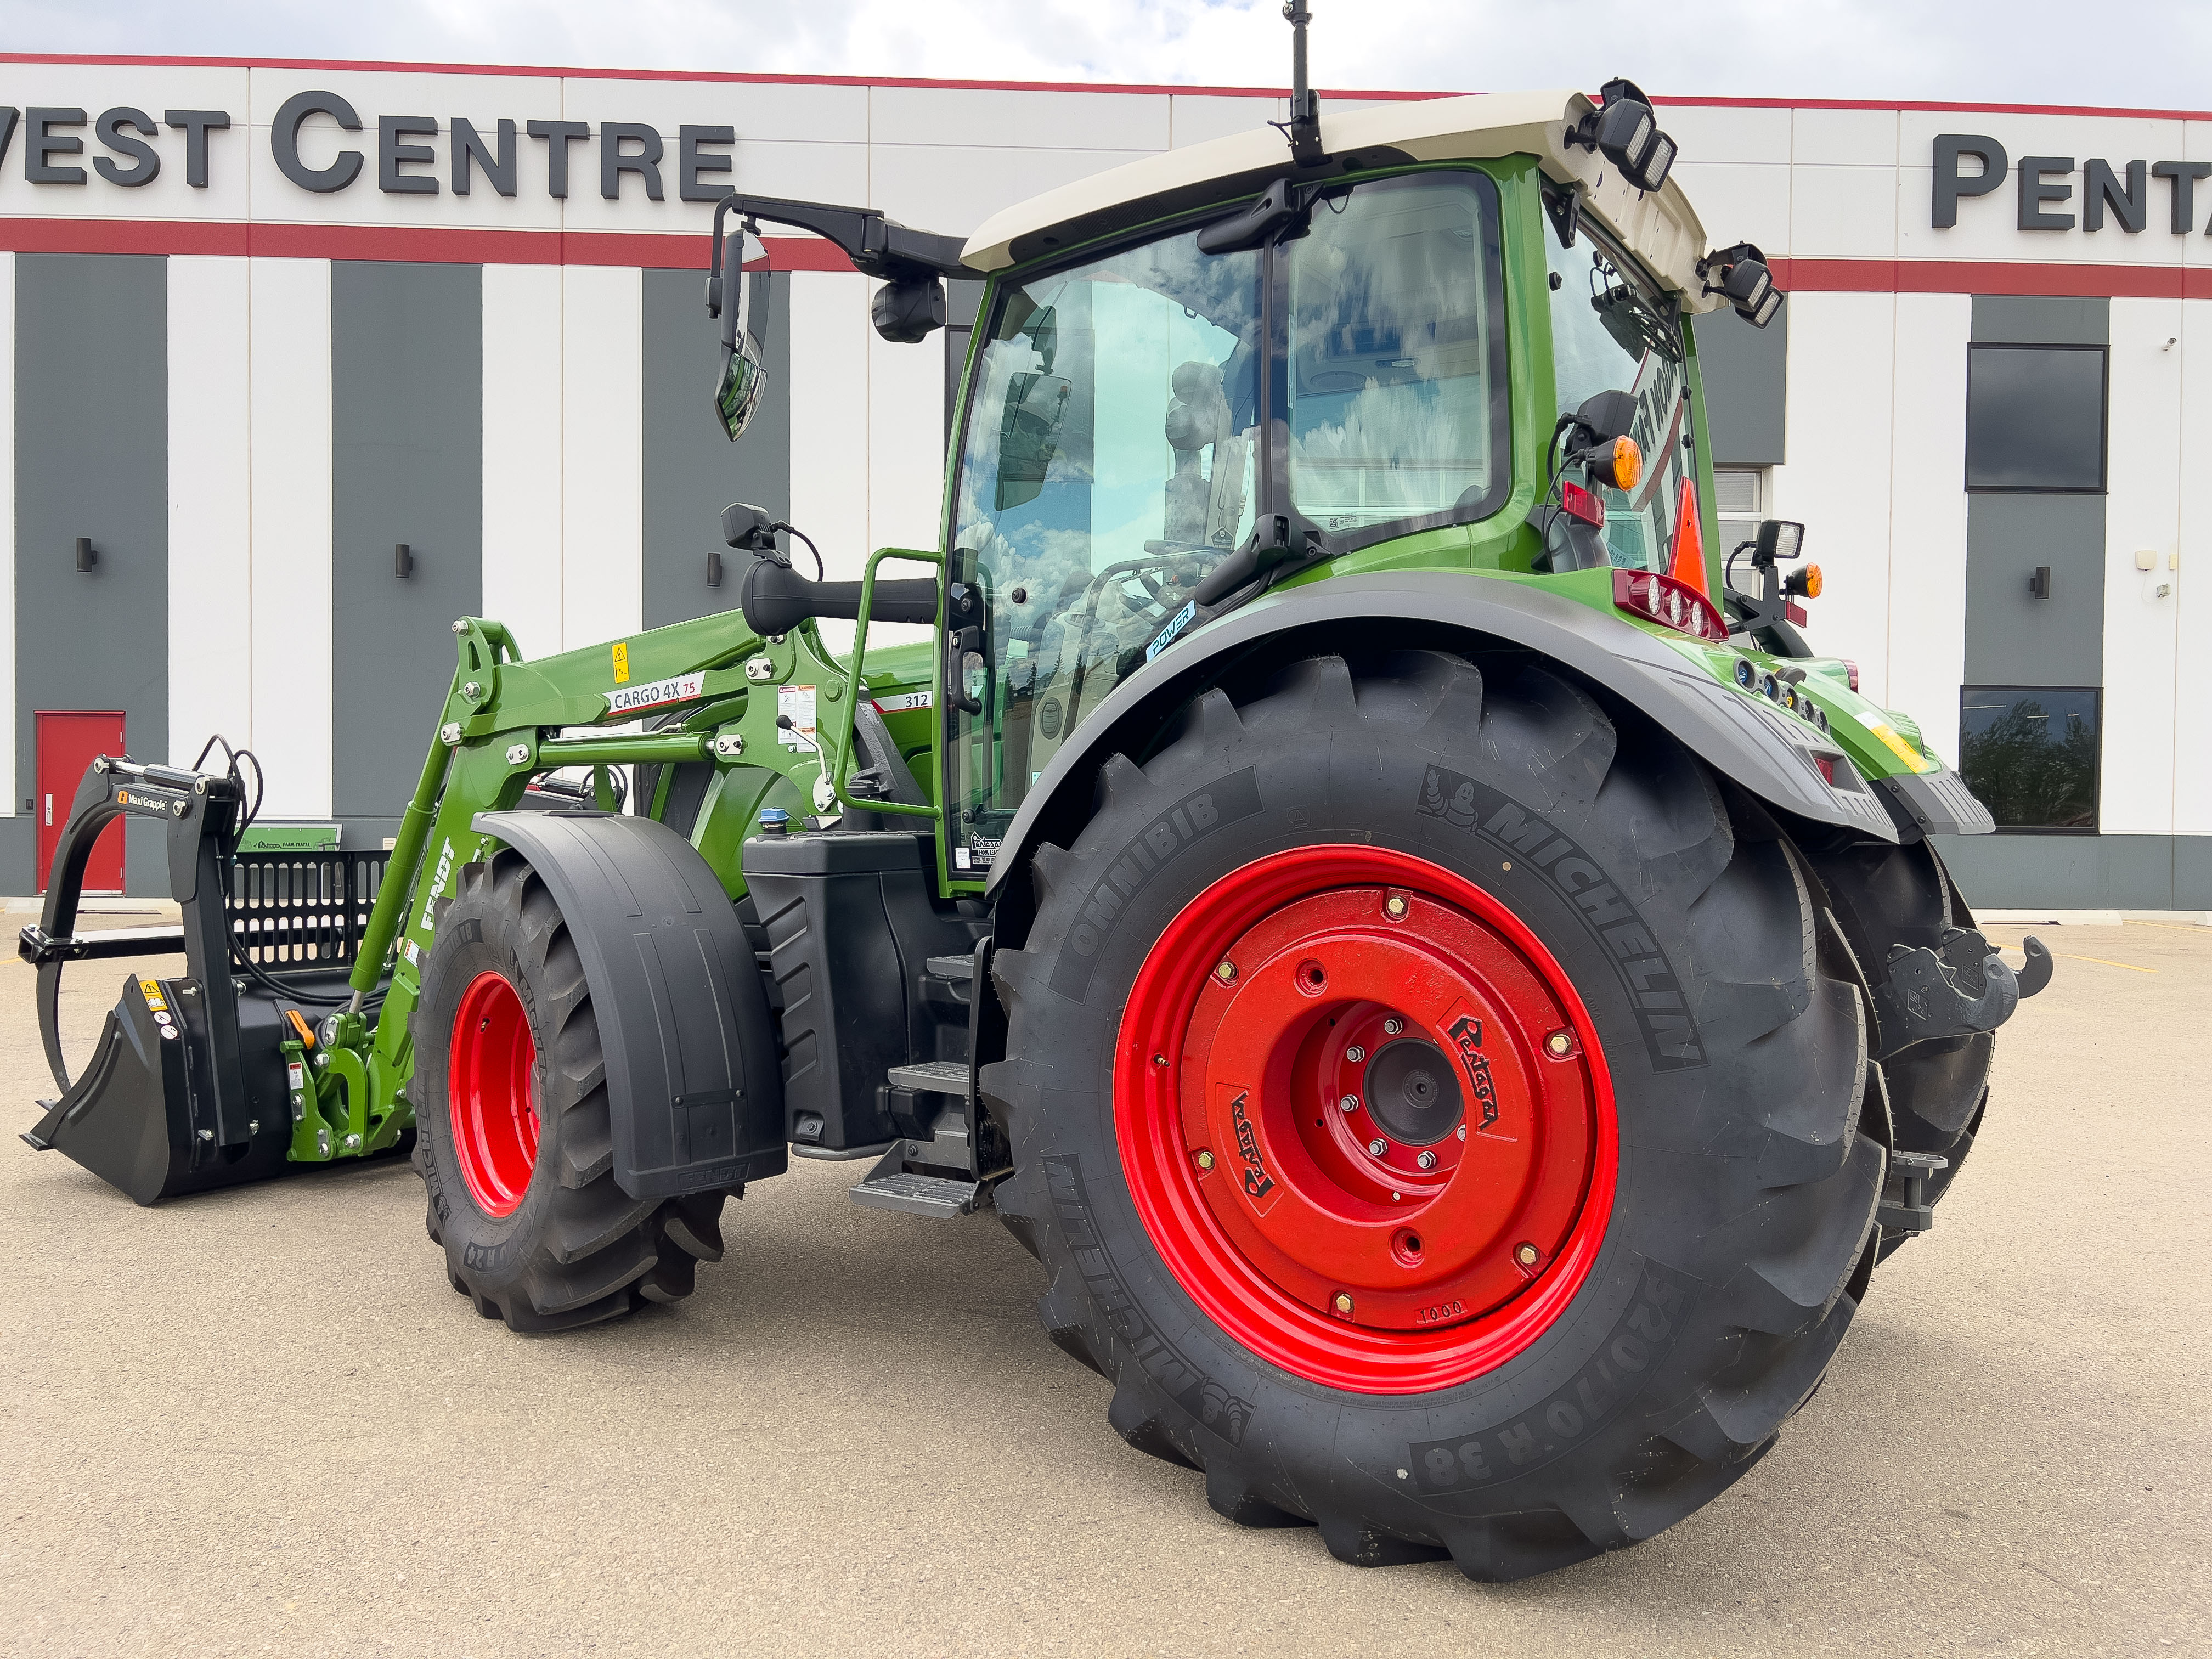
[961,91,1719,309]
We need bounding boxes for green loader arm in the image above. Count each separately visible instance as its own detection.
[315,589,938,1164]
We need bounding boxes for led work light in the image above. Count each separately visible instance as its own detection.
[1700,242,1785,329]
[1567,78,1676,194]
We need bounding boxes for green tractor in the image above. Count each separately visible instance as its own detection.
[24,25,2050,1580]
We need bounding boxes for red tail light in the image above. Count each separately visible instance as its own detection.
[1813,754,1836,785]
[1842,658,1860,692]
[1561,480,1604,526]
[1612,568,1729,644]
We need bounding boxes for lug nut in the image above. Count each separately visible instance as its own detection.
[1346,1045,1365,1063]
[1382,1017,1403,1036]
[1338,1094,1359,1113]
[1194,1149,1215,1171]
[1333,1292,1354,1316]
[1545,1030,1575,1057]
[1384,894,1408,920]
[1515,1242,1540,1268]
[1214,959,1237,984]
[1417,1149,1437,1170]
[1367,1138,1389,1158]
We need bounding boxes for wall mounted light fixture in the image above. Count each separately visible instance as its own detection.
[75,537,96,573]
[394,543,413,578]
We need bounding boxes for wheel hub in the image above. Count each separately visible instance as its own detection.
[1116,844,1618,1393]
[449,969,540,1218]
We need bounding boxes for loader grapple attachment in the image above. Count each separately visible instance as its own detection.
[20,752,395,1204]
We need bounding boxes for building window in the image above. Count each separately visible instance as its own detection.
[1965,344,2107,492]
[1713,466,1768,583]
[1959,686,2100,831]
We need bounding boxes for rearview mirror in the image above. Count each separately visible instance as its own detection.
[713,227,770,443]
[994,370,1071,511]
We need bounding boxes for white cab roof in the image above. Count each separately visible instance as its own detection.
[961,90,1724,312]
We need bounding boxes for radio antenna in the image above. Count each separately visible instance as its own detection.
[1280,2,1324,166]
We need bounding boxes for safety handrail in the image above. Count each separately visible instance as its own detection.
[832,547,944,821]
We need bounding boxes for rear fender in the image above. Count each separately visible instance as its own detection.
[983,572,1903,926]
[472,810,786,1198]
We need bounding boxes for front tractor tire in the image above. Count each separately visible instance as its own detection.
[987,651,1886,1581]
[413,849,732,1333]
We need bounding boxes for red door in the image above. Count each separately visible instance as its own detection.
[36,710,125,894]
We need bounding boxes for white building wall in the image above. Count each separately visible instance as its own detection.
[481,263,567,662]
[559,263,644,654]
[1770,290,1899,705]
[2101,297,2187,836]
[1883,293,1974,765]
[246,256,334,821]
[166,255,255,768]
[2176,298,2212,838]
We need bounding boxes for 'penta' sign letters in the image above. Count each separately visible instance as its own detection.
[1934,134,2212,234]
[0,93,733,202]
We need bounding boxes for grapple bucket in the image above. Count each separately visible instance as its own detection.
[19,752,391,1204]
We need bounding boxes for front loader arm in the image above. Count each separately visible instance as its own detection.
[348,603,911,1127]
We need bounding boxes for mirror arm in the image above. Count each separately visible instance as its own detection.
[704,193,969,290]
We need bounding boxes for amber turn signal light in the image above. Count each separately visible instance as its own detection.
[1590,435,1642,492]
[1784,562,1824,600]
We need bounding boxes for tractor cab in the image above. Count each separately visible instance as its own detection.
[922,88,1781,878]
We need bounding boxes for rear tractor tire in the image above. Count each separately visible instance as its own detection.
[987,650,1884,1580]
[413,848,734,1332]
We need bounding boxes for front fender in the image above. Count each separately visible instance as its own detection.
[983,572,1901,905]
[472,809,786,1199]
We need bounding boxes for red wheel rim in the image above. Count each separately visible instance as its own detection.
[1115,844,1618,1395]
[449,970,540,1218]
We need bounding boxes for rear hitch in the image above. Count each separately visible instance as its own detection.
[1877,1149,1949,1236]
[1876,928,2051,1046]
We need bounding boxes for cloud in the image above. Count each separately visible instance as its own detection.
[4,0,2208,108]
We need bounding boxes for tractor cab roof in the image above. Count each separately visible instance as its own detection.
[961,89,1722,313]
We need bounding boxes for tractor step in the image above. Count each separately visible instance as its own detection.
[848,1098,989,1217]
[849,1164,985,1218]
[885,1059,971,1097]
[924,953,975,985]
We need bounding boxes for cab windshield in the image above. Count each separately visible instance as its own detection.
[946,170,1505,874]
[1543,199,1695,572]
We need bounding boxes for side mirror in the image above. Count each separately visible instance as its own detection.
[994,371,1072,511]
[712,227,770,443]
[872,274,946,343]
[1754,518,1805,561]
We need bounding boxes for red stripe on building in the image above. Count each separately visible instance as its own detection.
[0,218,857,273]
[1774,257,2212,301]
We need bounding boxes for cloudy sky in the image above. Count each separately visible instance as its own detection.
[1,0,2207,108]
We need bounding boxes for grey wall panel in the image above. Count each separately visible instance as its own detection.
[1971,295,2108,345]
[330,261,482,844]
[1691,301,1787,466]
[1934,831,2185,910]
[643,268,788,629]
[1963,493,2105,685]
[2175,836,2212,910]
[13,253,169,896]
